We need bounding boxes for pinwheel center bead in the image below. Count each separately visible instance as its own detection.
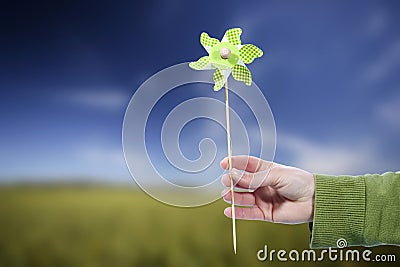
[209,42,239,69]
[220,48,231,59]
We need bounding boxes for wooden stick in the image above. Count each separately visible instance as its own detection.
[225,80,237,254]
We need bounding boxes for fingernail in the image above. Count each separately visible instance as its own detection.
[224,207,230,217]
[231,168,243,178]
[221,173,229,186]
[221,188,230,197]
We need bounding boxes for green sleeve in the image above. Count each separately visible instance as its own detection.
[310,172,400,248]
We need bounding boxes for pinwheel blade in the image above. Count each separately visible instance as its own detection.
[223,28,242,46]
[232,64,252,86]
[200,32,220,49]
[240,44,263,64]
[189,56,211,70]
[213,69,225,91]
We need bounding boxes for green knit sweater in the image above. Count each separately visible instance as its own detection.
[310,172,400,248]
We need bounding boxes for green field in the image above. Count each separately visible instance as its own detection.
[0,186,398,267]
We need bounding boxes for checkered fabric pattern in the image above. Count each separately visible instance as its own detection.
[232,64,252,86]
[213,69,224,91]
[189,56,210,70]
[225,28,242,45]
[240,44,263,64]
[200,32,220,48]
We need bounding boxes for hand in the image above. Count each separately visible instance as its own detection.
[220,155,315,224]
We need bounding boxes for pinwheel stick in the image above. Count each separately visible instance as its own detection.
[224,80,237,254]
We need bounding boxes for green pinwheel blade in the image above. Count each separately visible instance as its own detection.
[240,44,263,64]
[224,28,242,46]
[200,32,220,49]
[232,64,252,86]
[213,69,224,91]
[189,56,210,70]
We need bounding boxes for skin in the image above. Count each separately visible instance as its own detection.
[220,155,315,224]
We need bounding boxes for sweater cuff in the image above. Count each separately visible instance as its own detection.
[310,174,365,248]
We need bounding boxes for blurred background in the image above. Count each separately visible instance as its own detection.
[0,0,399,266]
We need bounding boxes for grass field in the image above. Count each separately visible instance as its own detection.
[0,186,398,267]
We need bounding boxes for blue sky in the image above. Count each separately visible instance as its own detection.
[0,0,399,184]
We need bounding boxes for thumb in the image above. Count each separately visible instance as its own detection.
[222,166,279,190]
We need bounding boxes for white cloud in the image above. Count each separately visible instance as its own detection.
[365,10,389,37]
[356,39,400,87]
[63,89,129,111]
[374,93,400,131]
[277,132,390,175]
[74,142,132,183]
[79,146,125,166]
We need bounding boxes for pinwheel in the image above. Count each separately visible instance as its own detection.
[189,28,263,254]
[189,27,263,90]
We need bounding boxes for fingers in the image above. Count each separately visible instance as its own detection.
[221,166,278,190]
[222,190,256,206]
[221,174,249,189]
[224,206,265,221]
[220,155,266,173]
